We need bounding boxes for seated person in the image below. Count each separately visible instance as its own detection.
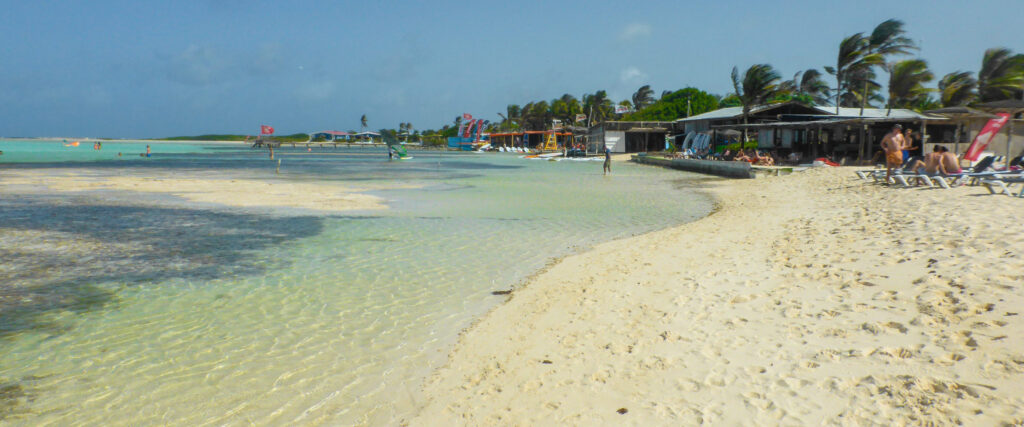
[733,149,751,162]
[938,146,962,174]
[904,146,944,185]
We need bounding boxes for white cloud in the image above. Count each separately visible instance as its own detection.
[619,23,652,41]
[620,66,647,84]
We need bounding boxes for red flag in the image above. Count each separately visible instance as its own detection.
[964,113,1010,161]
[462,113,473,121]
[261,125,275,135]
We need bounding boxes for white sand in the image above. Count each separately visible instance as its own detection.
[410,167,1024,425]
[0,171,391,212]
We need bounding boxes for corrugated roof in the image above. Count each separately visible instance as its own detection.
[677,103,935,122]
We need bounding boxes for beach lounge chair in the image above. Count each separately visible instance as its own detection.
[931,156,997,187]
[858,155,923,182]
[981,175,1024,197]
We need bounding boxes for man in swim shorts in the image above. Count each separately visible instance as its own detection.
[880,124,906,183]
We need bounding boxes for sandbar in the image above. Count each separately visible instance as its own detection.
[0,170,391,213]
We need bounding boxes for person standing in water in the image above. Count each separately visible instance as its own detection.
[145,145,151,157]
[603,145,612,175]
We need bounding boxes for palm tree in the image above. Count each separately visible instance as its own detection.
[860,19,916,114]
[886,59,934,114]
[978,47,1024,102]
[583,91,613,124]
[360,114,368,131]
[781,69,832,105]
[825,33,879,113]
[731,64,781,141]
[632,85,655,110]
[938,71,978,107]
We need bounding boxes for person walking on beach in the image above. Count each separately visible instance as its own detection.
[603,145,611,175]
[880,124,905,183]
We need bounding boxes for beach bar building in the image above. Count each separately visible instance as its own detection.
[587,121,676,153]
[676,102,957,163]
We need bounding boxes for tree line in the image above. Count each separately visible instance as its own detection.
[384,19,1024,141]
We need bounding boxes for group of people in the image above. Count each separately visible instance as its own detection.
[906,145,962,177]
[880,124,930,182]
[565,142,586,157]
[730,149,776,166]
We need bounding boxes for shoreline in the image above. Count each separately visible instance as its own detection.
[407,167,1024,425]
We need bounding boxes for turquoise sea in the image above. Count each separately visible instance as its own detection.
[0,140,714,425]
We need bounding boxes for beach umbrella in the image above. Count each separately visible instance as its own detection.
[924,106,997,155]
[975,100,1024,163]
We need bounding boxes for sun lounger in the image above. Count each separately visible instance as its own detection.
[931,156,997,187]
[981,175,1024,197]
[893,173,936,188]
[857,155,923,182]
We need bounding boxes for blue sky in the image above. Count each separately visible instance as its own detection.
[1,0,1021,138]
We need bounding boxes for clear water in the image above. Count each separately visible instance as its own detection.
[0,141,714,425]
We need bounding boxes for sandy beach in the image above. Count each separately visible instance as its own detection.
[410,166,1024,425]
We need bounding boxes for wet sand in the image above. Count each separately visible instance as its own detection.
[410,167,1024,425]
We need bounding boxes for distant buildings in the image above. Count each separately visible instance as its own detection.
[309,130,351,141]
[587,101,1024,162]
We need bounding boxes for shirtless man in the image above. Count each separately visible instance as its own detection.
[880,124,906,183]
[939,146,962,175]
[906,146,945,185]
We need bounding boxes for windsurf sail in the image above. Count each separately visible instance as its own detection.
[381,129,409,158]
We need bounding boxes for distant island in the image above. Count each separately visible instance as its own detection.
[158,133,310,143]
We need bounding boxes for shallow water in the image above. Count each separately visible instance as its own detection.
[0,142,713,425]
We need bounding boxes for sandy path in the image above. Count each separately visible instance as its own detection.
[409,167,1024,425]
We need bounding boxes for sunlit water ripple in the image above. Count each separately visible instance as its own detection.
[0,142,714,425]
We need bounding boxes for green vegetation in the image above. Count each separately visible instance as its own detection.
[160,133,310,142]
[624,88,719,121]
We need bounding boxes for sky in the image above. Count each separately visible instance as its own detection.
[1,0,1021,138]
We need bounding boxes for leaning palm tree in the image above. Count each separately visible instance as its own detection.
[825,33,878,113]
[977,47,1024,102]
[798,69,832,105]
[731,64,781,141]
[782,69,832,105]
[631,85,656,110]
[858,19,917,114]
[886,59,934,114]
[938,71,977,107]
[583,91,613,124]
